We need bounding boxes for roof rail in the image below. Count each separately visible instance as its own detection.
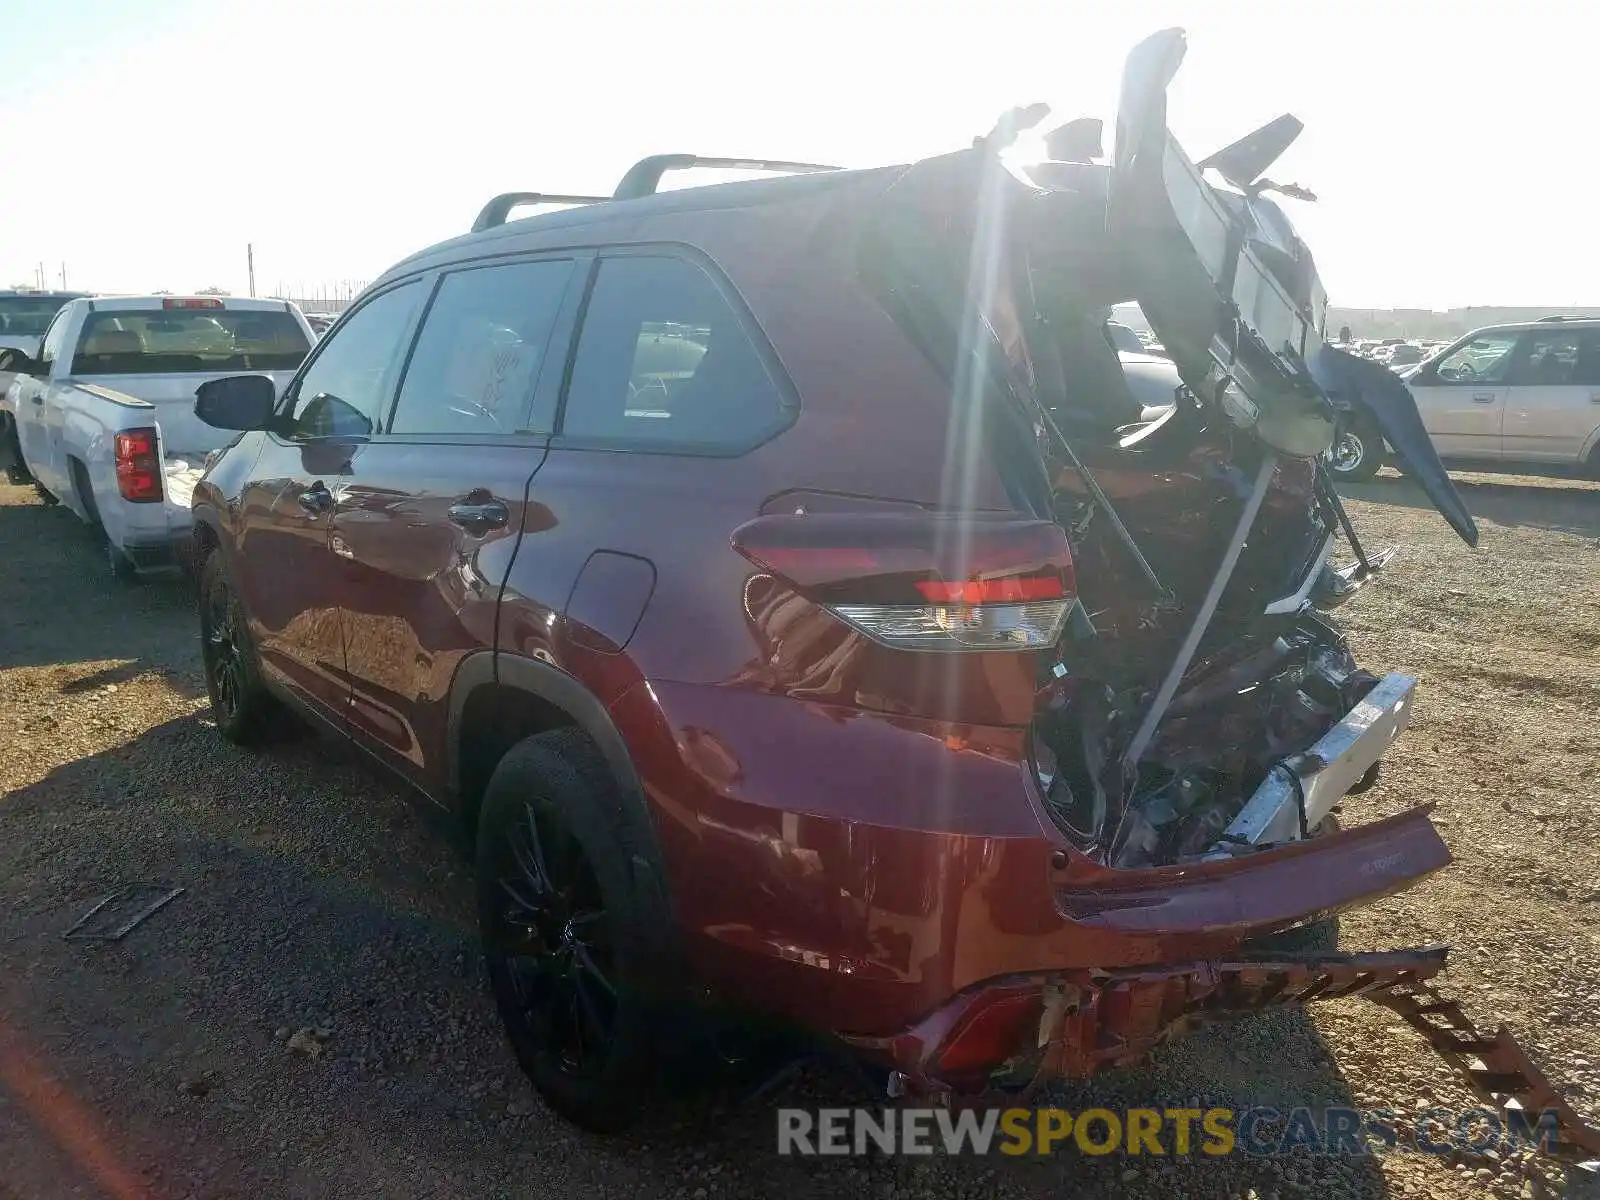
[611,155,840,201]
[1536,314,1600,323]
[471,192,610,233]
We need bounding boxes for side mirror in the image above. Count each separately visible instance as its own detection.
[195,374,276,430]
[0,348,36,375]
[295,391,373,440]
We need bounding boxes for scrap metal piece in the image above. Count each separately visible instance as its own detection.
[63,883,184,942]
[1367,976,1600,1166]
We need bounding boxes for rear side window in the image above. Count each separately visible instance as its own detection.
[1506,328,1592,387]
[389,259,573,436]
[72,309,311,375]
[559,255,786,450]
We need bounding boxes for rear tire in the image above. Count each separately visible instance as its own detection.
[199,550,289,745]
[476,727,675,1133]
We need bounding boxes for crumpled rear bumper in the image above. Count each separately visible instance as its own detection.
[847,945,1600,1165]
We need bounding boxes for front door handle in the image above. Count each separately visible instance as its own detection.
[448,498,510,534]
[1471,393,1498,404]
[297,482,333,515]
[1589,392,1600,404]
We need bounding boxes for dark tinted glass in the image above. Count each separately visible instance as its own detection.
[72,310,311,375]
[390,260,573,435]
[561,256,784,449]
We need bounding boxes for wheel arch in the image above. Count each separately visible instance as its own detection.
[446,653,676,927]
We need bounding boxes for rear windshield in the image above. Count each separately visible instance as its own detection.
[72,309,311,375]
[0,296,76,338]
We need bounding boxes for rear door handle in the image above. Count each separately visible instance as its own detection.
[297,482,333,515]
[1472,393,1498,404]
[448,498,510,534]
[1590,392,1600,404]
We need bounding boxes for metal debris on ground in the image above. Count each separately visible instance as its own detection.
[63,882,185,942]
[1369,973,1600,1169]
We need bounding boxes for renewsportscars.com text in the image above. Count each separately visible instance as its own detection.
[776,1106,1565,1158]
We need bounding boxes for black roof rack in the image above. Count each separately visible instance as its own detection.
[471,192,610,233]
[610,154,840,201]
[472,156,842,233]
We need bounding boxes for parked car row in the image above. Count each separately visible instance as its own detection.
[2,30,1590,1158]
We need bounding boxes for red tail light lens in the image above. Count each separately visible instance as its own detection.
[732,513,1075,653]
[162,297,225,309]
[936,988,1044,1073]
[114,426,162,503]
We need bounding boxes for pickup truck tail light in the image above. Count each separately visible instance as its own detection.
[162,298,225,310]
[114,428,163,503]
[731,513,1075,653]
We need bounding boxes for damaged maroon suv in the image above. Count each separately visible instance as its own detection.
[189,29,1599,1151]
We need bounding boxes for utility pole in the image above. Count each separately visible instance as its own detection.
[246,243,256,298]
[36,262,46,289]
[60,263,67,289]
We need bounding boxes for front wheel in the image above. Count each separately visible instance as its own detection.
[1326,417,1384,483]
[199,551,290,744]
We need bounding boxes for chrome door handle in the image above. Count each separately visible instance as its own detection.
[297,483,333,515]
[1471,393,1498,404]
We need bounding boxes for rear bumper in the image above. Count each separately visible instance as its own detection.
[844,946,1450,1095]
[613,679,1450,1043]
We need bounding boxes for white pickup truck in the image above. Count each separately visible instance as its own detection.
[0,296,313,577]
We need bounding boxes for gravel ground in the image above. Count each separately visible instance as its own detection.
[0,470,1595,1200]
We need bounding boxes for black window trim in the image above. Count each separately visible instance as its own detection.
[546,242,800,459]
[376,250,591,445]
[271,274,434,445]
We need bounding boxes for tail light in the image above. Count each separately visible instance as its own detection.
[162,297,225,309]
[731,513,1075,653]
[114,427,162,503]
[936,987,1044,1073]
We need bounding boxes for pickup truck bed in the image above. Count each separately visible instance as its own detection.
[7,296,312,577]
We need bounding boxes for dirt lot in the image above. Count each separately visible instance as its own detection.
[0,471,1596,1200]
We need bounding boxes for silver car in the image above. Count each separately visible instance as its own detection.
[1327,318,1600,480]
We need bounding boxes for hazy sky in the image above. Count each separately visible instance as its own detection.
[1,0,1592,309]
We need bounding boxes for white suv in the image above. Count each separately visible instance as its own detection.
[1327,316,1600,480]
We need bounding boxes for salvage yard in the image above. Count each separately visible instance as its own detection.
[0,472,1596,1200]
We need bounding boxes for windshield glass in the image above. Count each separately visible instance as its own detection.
[0,296,76,337]
[72,309,311,375]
